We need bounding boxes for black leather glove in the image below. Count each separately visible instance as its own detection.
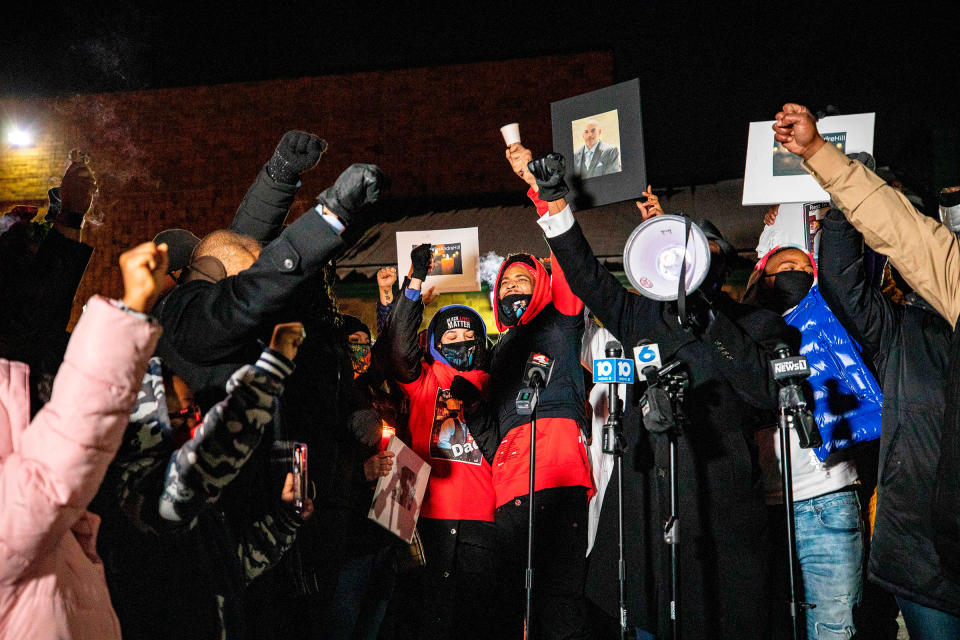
[316,163,389,226]
[410,243,433,281]
[266,131,327,185]
[527,153,569,202]
[449,375,481,405]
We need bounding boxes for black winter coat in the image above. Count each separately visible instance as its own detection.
[818,211,960,615]
[546,218,792,640]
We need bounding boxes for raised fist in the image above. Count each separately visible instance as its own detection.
[269,322,306,362]
[377,266,398,289]
[266,130,328,185]
[772,104,825,160]
[119,241,169,313]
[527,153,569,202]
[410,243,434,281]
[316,163,389,226]
[59,150,98,226]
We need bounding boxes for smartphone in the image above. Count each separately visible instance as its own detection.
[292,442,308,515]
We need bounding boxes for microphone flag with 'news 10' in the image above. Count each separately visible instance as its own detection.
[593,342,635,384]
[523,353,554,388]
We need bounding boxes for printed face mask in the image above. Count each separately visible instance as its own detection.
[439,340,477,371]
[770,270,814,313]
[349,343,372,375]
[499,293,532,327]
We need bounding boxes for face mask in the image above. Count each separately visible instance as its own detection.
[349,343,371,375]
[438,340,476,370]
[499,293,532,327]
[770,270,814,313]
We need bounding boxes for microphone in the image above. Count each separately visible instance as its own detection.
[517,353,554,415]
[769,343,822,449]
[593,341,634,454]
[523,352,554,389]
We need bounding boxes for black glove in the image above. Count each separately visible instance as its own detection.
[410,243,433,281]
[449,375,481,405]
[266,131,327,185]
[527,153,569,202]
[316,163,389,226]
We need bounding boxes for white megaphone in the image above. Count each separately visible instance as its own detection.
[623,214,712,301]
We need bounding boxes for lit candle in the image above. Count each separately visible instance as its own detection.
[380,423,396,452]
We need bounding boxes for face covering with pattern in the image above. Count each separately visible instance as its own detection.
[770,270,814,313]
[349,343,372,375]
[439,340,477,370]
[499,293,532,327]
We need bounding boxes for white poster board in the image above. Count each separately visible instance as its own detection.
[743,113,875,205]
[395,227,481,293]
[368,437,431,543]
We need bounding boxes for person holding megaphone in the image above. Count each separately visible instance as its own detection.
[513,143,796,640]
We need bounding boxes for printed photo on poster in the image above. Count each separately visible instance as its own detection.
[551,79,647,209]
[396,227,480,293]
[429,388,482,465]
[570,109,623,180]
[742,112,874,205]
[754,201,830,259]
[413,242,463,276]
[368,437,431,543]
[772,132,846,177]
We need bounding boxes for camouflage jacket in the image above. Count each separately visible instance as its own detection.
[111,350,302,583]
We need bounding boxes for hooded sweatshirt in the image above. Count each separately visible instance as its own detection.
[482,190,593,507]
[383,295,495,521]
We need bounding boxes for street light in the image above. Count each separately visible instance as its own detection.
[7,127,33,147]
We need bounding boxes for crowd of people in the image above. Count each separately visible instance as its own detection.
[0,103,958,640]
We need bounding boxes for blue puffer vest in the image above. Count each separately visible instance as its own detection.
[783,284,883,461]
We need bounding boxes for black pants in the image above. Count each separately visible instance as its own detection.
[495,486,589,640]
[395,517,501,640]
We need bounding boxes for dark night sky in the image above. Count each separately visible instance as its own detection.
[3,2,959,192]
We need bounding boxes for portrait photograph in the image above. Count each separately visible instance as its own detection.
[551,79,647,209]
[570,109,623,180]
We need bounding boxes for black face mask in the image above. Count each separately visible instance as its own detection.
[439,340,477,370]
[498,293,532,327]
[770,270,814,313]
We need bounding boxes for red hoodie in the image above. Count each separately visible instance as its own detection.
[485,189,594,507]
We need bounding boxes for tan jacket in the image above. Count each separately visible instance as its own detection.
[803,142,960,328]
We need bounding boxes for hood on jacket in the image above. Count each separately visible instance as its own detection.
[426,304,487,370]
[741,244,818,309]
[492,253,552,333]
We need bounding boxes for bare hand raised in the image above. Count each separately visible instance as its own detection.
[773,104,825,160]
[119,241,168,313]
[505,144,537,188]
[269,322,306,361]
[636,185,664,220]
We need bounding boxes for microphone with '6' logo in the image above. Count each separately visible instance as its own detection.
[516,352,553,415]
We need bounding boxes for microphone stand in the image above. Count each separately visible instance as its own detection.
[641,362,686,640]
[517,376,544,640]
[778,390,815,640]
[602,354,628,639]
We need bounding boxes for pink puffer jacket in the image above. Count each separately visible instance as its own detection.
[0,296,160,639]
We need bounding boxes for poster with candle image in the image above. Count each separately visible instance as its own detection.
[395,227,480,293]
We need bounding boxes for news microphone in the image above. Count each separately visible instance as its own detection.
[769,343,822,449]
[523,352,554,389]
[594,341,634,454]
[517,353,553,415]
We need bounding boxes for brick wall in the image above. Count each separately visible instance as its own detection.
[0,52,612,327]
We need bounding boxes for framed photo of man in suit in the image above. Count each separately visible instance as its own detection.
[571,110,622,180]
[551,79,646,209]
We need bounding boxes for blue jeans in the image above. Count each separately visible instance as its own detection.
[794,490,863,639]
[896,596,960,639]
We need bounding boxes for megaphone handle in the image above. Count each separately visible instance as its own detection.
[677,216,692,325]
